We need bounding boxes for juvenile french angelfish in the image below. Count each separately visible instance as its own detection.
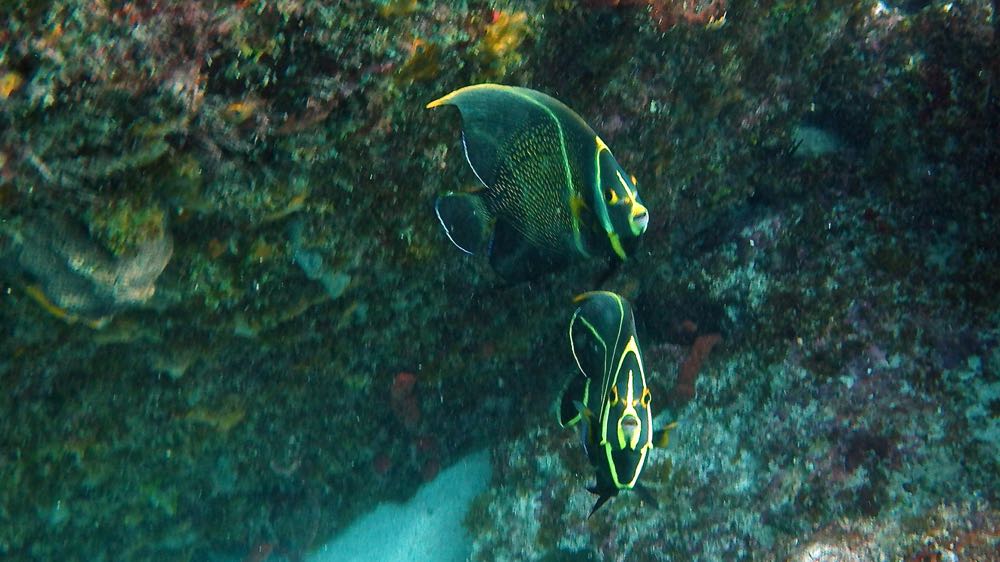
[426,84,649,282]
[558,291,676,517]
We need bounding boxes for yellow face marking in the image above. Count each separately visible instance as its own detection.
[614,170,649,235]
[631,201,648,220]
[616,369,642,450]
[581,305,652,490]
[606,337,643,450]
[586,318,652,490]
[615,170,632,197]
[618,174,635,206]
[593,138,642,255]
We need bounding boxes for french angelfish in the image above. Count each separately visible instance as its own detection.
[558,291,676,516]
[426,84,649,282]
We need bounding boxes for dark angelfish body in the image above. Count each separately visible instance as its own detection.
[558,291,676,516]
[426,84,649,282]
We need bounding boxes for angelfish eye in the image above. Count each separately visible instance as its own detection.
[609,386,619,406]
[640,387,651,407]
[606,188,619,205]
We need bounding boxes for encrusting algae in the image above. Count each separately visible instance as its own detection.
[0,71,25,99]
[479,10,530,75]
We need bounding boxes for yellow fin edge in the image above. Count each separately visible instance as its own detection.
[425,83,508,109]
[572,290,620,304]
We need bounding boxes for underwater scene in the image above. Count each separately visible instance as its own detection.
[1,1,998,561]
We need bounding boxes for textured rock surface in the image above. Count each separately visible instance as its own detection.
[1,1,997,561]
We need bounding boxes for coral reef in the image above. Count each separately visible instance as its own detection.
[5,214,172,326]
[0,0,997,561]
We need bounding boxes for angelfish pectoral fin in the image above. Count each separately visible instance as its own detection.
[572,400,594,420]
[653,421,679,448]
[435,192,491,255]
[557,375,589,428]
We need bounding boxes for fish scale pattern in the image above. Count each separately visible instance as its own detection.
[486,118,579,255]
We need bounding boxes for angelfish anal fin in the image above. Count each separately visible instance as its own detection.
[435,192,491,255]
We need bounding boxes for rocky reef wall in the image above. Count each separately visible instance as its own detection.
[1,1,997,561]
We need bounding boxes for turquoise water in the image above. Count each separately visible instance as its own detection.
[1,1,998,561]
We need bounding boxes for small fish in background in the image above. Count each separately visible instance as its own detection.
[558,291,676,516]
[426,84,649,282]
